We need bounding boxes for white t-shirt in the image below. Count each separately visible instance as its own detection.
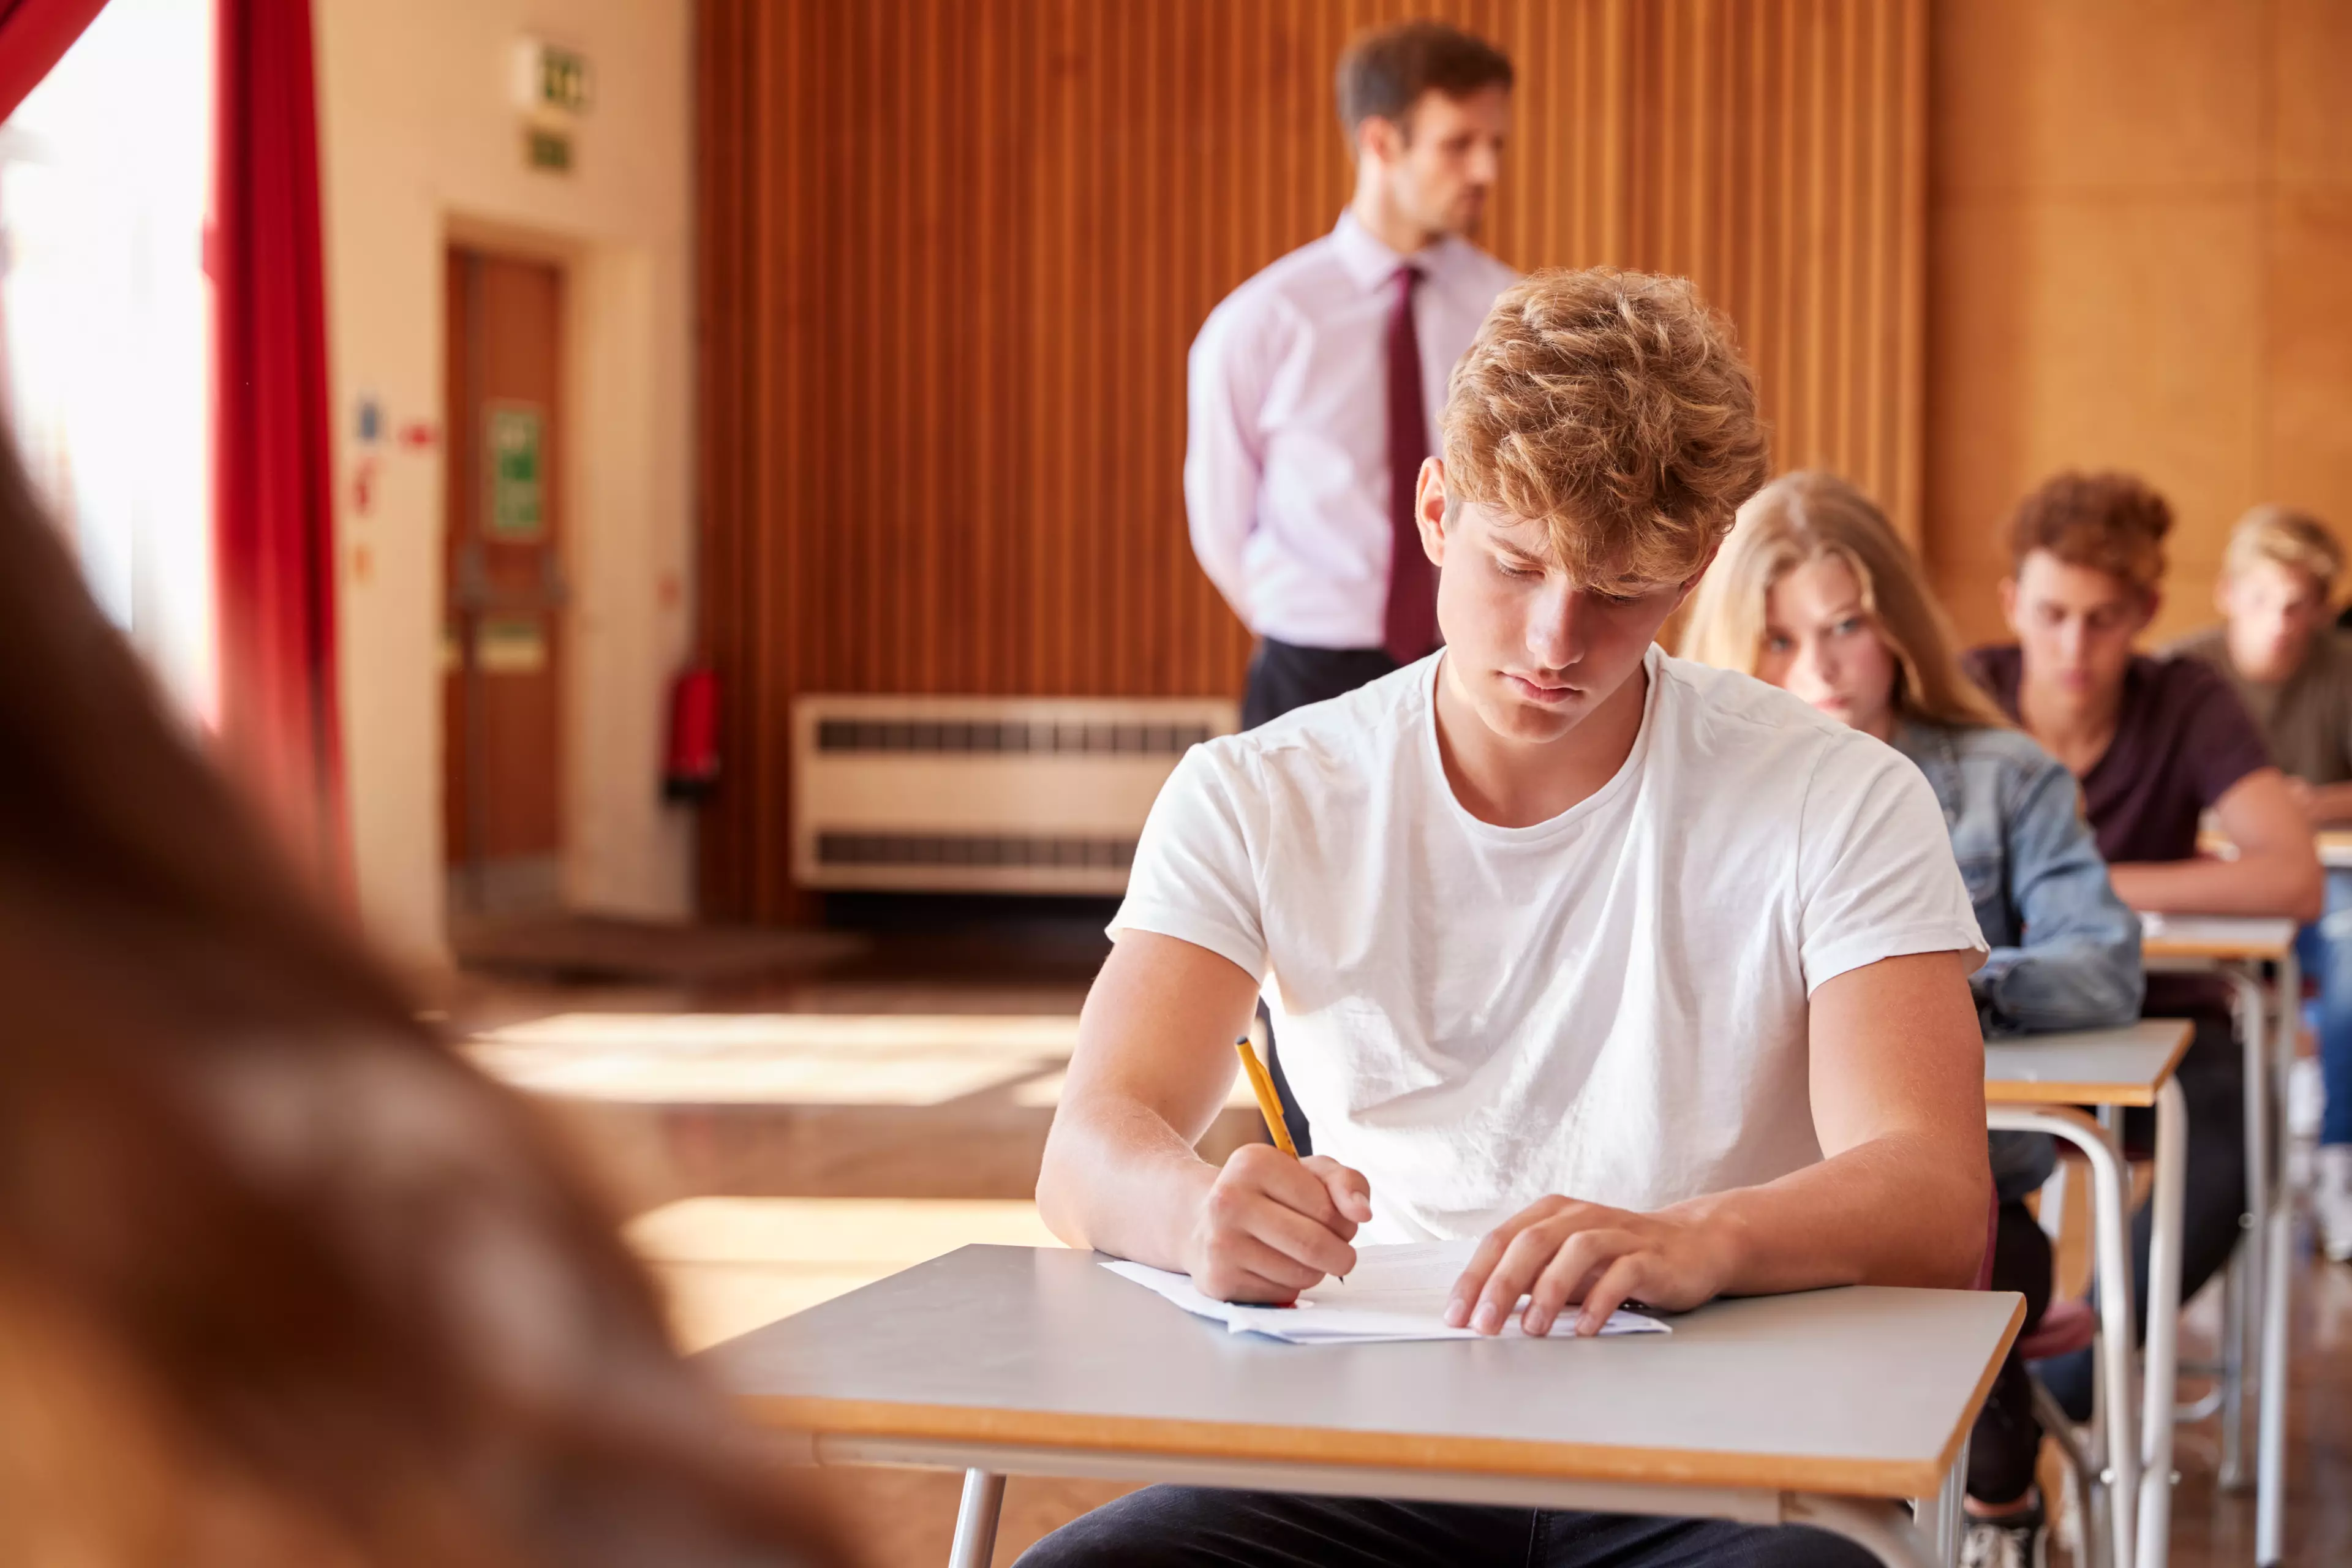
[1111,646,1988,1244]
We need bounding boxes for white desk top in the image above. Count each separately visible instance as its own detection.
[2136,911,2297,960]
[1983,1019,2195,1108]
[710,1243,2023,1499]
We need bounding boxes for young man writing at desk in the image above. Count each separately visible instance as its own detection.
[1027,270,1994,1568]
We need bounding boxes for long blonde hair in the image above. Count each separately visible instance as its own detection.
[1679,470,2007,730]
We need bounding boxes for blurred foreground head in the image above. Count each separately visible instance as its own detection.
[0,436,827,1564]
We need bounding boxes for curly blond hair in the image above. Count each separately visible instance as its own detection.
[1441,268,1770,589]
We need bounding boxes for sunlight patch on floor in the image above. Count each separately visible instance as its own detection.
[467,1012,1079,1106]
[628,1196,1063,1351]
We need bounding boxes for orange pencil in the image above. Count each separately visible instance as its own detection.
[1232,1031,1298,1157]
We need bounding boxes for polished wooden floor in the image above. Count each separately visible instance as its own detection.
[448,922,2352,1568]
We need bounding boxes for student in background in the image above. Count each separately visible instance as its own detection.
[2166,505,2352,1261]
[0,435,830,1565]
[1965,471,2321,1419]
[1028,270,1990,1568]
[1681,470,2143,1568]
[1186,18,1519,1143]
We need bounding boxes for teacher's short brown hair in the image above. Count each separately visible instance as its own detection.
[1335,20,1512,142]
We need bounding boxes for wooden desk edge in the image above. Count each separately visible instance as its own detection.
[1981,1019,2195,1109]
[743,1295,2024,1505]
[1932,1291,2025,1481]
[2139,935,2293,962]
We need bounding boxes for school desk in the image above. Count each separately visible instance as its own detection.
[2136,913,2296,1566]
[1985,1019,2194,1568]
[710,1243,2022,1568]
[2196,826,2352,870]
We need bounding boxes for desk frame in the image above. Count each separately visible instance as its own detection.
[2142,939,2297,1567]
[831,1434,1973,1568]
[735,1253,2018,1568]
[1988,1085,2184,1568]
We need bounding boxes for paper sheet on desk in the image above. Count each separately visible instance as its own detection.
[1102,1239,1672,1343]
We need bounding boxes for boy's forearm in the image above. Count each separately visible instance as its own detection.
[1036,1096,1216,1267]
[1666,1130,1988,1295]
[2111,854,2321,921]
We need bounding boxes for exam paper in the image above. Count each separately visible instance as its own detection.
[1102,1238,1671,1343]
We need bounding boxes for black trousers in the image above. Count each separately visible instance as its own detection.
[2041,1010,2248,1420]
[1014,1487,1877,1568]
[1240,638,1402,1157]
[1240,636,1400,731]
[1970,1199,2054,1506]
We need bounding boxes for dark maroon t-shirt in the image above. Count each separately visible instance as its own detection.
[1963,646,2273,863]
[1966,646,2277,1020]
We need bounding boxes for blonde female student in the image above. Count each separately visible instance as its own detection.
[1682,470,2143,1568]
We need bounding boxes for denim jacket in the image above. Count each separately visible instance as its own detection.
[1893,720,2146,1196]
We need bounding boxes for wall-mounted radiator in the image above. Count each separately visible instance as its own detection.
[790,695,1241,895]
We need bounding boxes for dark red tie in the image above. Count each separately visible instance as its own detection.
[1382,263,1439,664]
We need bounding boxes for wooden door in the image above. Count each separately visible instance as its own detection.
[443,248,565,911]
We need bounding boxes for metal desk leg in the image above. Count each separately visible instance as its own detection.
[1785,1495,1942,1568]
[2219,1245,2248,1488]
[949,1469,1006,1568]
[1989,1106,2138,1568]
[2257,1187,2291,1565]
[2256,952,2296,1566]
[2222,968,2270,1489]
[1909,1431,1970,1567]
[2137,1078,2187,1568]
[1937,1434,1970,1567]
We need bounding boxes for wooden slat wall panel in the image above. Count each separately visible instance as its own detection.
[697,0,1927,921]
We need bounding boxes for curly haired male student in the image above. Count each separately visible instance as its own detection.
[1023,268,1994,1568]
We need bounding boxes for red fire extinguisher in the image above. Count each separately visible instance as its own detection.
[664,665,720,802]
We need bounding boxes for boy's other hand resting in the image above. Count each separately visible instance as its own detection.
[1444,1197,1737,1338]
[1186,1143,1373,1302]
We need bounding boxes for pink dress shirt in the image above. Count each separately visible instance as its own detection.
[1184,211,1520,649]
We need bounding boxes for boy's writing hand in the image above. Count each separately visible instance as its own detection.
[1443,1196,1737,1336]
[1184,1144,1373,1303]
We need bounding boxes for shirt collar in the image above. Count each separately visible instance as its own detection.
[1331,208,1460,292]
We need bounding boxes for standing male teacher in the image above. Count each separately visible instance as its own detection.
[1185,19,1518,1142]
[1186,18,1519,725]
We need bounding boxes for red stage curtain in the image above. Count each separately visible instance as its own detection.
[213,0,344,883]
[0,0,110,122]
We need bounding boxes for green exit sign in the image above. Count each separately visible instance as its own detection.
[537,46,590,113]
[512,39,592,118]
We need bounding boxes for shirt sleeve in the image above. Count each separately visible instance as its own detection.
[1974,748,2145,1033]
[2329,638,2352,781]
[1182,296,1281,625]
[2173,657,2274,807]
[1107,742,1268,981]
[1796,733,1991,993]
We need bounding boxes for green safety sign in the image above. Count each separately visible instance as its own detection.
[486,403,545,539]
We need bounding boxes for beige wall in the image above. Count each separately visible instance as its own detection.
[315,0,695,965]
[1926,0,2352,647]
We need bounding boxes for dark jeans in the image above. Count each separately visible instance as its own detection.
[2042,1009,2248,1420]
[1014,1487,1878,1568]
[1971,1199,2054,1506]
[2296,868,2352,1145]
[1241,638,1401,1157]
